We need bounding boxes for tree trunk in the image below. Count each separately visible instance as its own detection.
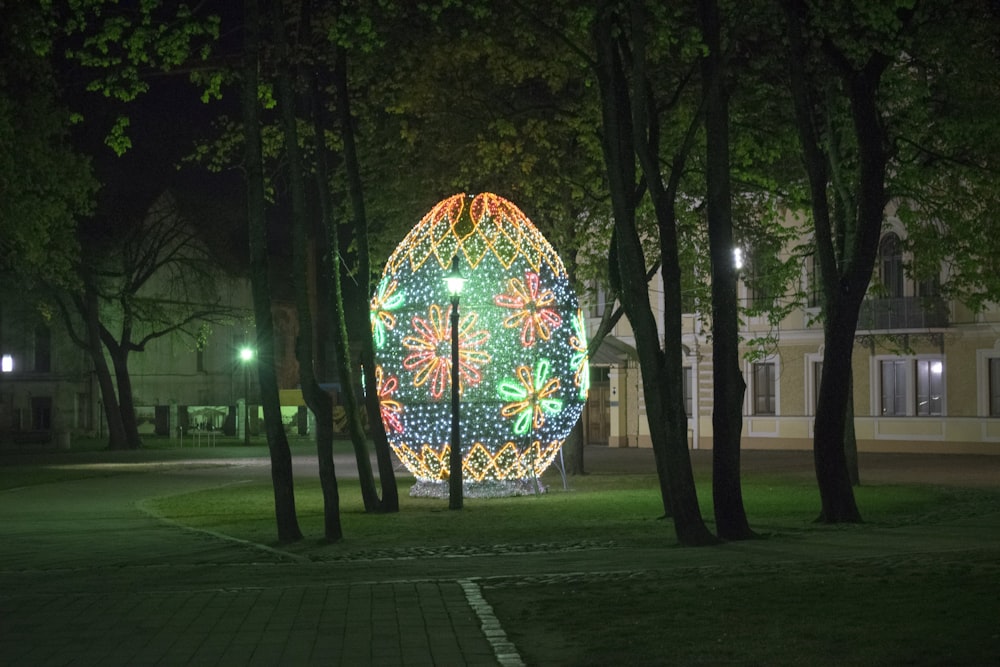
[273,2,342,541]
[80,284,127,450]
[593,1,715,546]
[564,419,586,476]
[782,0,866,523]
[813,54,889,523]
[332,46,397,512]
[308,53,382,513]
[243,0,302,544]
[814,304,863,522]
[844,369,860,486]
[101,339,142,450]
[699,0,754,540]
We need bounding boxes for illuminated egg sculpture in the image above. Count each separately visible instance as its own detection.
[371,193,589,496]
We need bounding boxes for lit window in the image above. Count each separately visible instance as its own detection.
[915,359,943,416]
[1,354,12,373]
[879,357,945,417]
[753,362,776,415]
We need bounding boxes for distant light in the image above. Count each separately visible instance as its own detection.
[239,347,255,362]
[1,354,12,372]
[931,361,943,374]
[733,248,744,270]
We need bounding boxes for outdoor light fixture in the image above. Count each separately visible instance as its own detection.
[370,193,589,498]
[1,354,11,373]
[733,247,744,270]
[446,255,464,509]
[239,346,255,446]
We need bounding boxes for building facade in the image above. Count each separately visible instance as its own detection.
[584,219,1000,456]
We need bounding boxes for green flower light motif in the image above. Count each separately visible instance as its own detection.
[498,358,563,435]
[569,309,590,399]
[370,279,405,348]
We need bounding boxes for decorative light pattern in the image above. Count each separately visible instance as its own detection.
[371,279,404,348]
[376,365,403,434]
[569,309,590,400]
[495,271,563,346]
[401,305,491,399]
[371,193,588,488]
[498,359,563,435]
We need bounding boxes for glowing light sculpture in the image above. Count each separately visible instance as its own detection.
[371,193,589,496]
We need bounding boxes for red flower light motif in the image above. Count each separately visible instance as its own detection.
[376,365,404,434]
[402,304,491,399]
[494,270,563,347]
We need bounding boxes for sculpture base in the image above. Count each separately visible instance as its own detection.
[409,478,548,499]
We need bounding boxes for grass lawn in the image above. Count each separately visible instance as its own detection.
[141,464,1000,666]
[4,441,998,665]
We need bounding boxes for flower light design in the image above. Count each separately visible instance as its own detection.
[371,193,588,494]
[495,271,563,347]
[371,279,404,348]
[376,366,404,435]
[402,305,490,399]
[498,359,563,435]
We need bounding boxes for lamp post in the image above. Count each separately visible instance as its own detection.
[239,346,254,446]
[445,256,466,509]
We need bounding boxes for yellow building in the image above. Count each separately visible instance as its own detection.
[584,217,1000,456]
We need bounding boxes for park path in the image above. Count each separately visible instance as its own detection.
[1,448,998,666]
[0,466,512,666]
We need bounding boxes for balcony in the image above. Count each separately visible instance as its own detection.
[857,296,949,330]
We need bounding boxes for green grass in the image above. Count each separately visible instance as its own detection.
[491,549,1000,666]
[5,445,999,665]
[140,466,1000,666]
[142,468,980,553]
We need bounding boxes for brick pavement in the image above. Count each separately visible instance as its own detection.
[0,469,517,667]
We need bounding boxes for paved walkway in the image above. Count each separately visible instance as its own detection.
[0,447,997,666]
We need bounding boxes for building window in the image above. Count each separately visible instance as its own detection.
[682,367,692,417]
[880,360,906,416]
[878,233,904,298]
[752,362,776,415]
[33,325,51,373]
[31,396,52,430]
[879,357,945,417]
[588,282,608,318]
[915,359,943,416]
[196,349,206,373]
[746,250,777,310]
[812,360,824,414]
[989,358,1000,417]
[807,254,822,309]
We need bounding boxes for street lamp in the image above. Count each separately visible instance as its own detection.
[445,256,466,509]
[239,346,255,446]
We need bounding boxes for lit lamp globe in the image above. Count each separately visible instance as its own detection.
[370,193,589,497]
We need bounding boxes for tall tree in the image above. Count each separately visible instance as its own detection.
[61,193,240,450]
[781,0,914,522]
[271,0,343,541]
[0,2,95,288]
[243,0,303,543]
[699,0,754,540]
[592,0,715,546]
[329,41,399,512]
